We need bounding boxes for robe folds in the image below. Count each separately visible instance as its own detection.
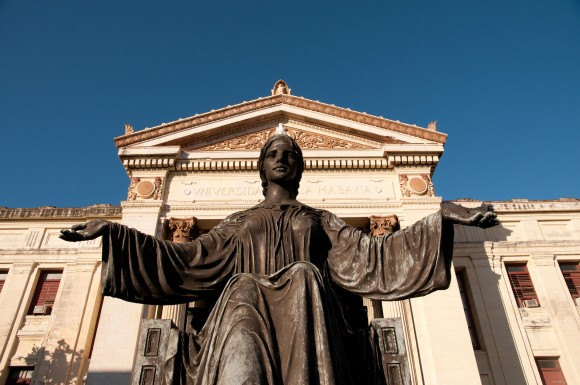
[100,205,454,385]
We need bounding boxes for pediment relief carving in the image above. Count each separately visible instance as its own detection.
[197,127,380,151]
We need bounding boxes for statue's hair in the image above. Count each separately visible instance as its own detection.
[257,135,304,197]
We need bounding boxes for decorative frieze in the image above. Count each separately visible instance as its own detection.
[199,127,374,151]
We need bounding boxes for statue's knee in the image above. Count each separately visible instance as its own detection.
[226,274,261,305]
[287,262,319,282]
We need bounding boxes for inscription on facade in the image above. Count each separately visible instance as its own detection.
[302,185,382,195]
[170,175,396,202]
[180,183,392,198]
[183,186,262,197]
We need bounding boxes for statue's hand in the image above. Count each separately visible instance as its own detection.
[59,219,111,242]
[441,203,499,229]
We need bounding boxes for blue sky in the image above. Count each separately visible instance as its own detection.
[1,0,579,208]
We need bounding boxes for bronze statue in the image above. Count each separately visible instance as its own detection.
[60,134,497,385]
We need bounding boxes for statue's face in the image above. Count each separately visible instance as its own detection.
[262,139,300,186]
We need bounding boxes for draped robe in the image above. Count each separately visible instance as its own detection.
[100,205,454,385]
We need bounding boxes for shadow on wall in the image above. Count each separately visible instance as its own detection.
[18,339,84,385]
[455,217,530,385]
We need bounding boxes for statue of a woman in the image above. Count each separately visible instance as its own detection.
[60,134,497,385]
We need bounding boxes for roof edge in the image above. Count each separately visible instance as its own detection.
[0,204,122,219]
[114,94,448,148]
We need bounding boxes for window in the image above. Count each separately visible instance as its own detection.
[27,271,62,315]
[536,358,568,385]
[558,262,580,301]
[455,270,482,349]
[6,367,34,385]
[506,264,539,307]
[0,270,8,293]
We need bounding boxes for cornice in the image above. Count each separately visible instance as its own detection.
[129,154,440,172]
[114,94,447,148]
[122,158,176,170]
[0,205,122,219]
[449,198,580,213]
[173,158,393,172]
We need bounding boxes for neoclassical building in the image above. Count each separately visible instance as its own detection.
[1,82,579,385]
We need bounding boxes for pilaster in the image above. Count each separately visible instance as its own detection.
[0,263,36,382]
[35,261,100,385]
[86,200,164,385]
[530,254,580,385]
[410,269,482,385]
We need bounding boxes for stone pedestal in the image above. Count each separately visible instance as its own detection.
[131,319,178,385]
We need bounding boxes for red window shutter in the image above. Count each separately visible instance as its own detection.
[6,367,34,385]
[559,262,580,300]
[536,358,568,385]
[506,264,539,307]
[27,271,62,315]
[0,270,7,293]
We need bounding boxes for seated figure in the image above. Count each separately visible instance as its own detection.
[61,134,498,385]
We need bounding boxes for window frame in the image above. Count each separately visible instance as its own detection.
[6,366,34,385]
[505,263,540,308]
[27,270,63,316]
[558,261,580,301]
[0,269,8,294]
[535,357,568,385]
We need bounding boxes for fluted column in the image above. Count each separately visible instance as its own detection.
[159,217,200,330]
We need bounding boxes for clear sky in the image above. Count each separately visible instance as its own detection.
[1,0,579,208]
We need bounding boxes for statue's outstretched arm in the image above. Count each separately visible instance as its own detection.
[440,202,499,229]
[60,219,111,242]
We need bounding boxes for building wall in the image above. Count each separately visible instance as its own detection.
[452,198,580,385]
[0,206,122,385]
[1,199,579,385]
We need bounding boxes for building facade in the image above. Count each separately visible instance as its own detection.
[1,82,579,385]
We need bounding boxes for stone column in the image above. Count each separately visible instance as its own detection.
[159,217,200,330]
[366,215,400,320]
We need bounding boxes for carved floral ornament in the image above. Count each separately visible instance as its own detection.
[128,177,164,200]
[199,127,373,151]
[369,215,400,237]
[162,217,200,243]
[398,174,435,197]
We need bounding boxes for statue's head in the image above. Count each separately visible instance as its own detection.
[257,134,304,197]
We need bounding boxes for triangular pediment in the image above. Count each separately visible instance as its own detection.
[116,87,447,173]
[115,94,446,151]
